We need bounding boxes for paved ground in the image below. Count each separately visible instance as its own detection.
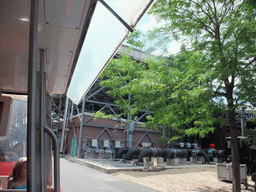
[60,158,159,192]
[61,156,256,192]
[113,166,255,192]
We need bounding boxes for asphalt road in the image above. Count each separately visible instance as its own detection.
[60,158,159,192]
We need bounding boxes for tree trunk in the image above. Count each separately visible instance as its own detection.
[227,94,241,191]
[230,111,241,192]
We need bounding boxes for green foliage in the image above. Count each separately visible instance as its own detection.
[246,0,256,8]
[149,0,256,190]
[126,30,145,49]
[149,0,256,120]
[244,129,254,142]
[169,136,181,143]
[99,52,146,118]
[97,0,256,150]
[99,45,227,141]
[133,49,227,139]
[92,111,118,120]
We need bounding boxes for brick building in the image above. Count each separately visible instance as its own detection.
[59,112,162,156]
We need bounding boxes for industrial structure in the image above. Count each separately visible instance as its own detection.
[51,45,256,158]
[51,45,162,157]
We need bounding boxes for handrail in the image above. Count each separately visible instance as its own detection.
[44,126,60,192]
[27,0,39,190]
[40,49,46,192]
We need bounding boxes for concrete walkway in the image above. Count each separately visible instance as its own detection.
[60,158,159,192]
[63,155,216,173]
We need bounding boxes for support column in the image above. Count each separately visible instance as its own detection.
[60,97,69,153]
[39,49,46,192]
[70,101,74,121]
[241,117,245,136]
[127,93,134,148]
[127,120,134,148]
[27,0,40,191]
[78,96,85,157]
[57,97,62,136]
[45,94,53,188]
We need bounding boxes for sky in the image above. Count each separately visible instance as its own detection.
[135,14,182,55]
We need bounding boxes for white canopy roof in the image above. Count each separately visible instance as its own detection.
[67,0,155,105]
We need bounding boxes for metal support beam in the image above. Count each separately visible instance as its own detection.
[78,96,85,157]
[70,102,74,121]
[63,127,74,154]
[135,132,147,147]
[127,93,132,147]
[84,99,119,107]
[83,105,108,124]
[108,106,125,124]
[106,128,114,140]
[58,97,62,113]
[84,136,127,141]
[45,95,54,188]
[51,98,58,112]
[27,0,40,191]
[127,120,134,148]
[98,0,134,32]
[135,112,150,124]
[71,122,161,133]
[39,49,46,192]
[56,97,62,136]
[73,127,79,152]
[60,97,69,153]
[241,118,245,136]
[96,127,107,139]
[96,127,114,140]
[75,105,82,121]
[62,127,74,154]
[86,86,105,100]
[147,132,156,146]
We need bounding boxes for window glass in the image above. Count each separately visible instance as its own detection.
[105,0,153,26]
[0,96,27,162]
[67,0,154,104]
[67,2,129,104]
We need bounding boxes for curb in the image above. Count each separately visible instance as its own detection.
[62,155,216,174]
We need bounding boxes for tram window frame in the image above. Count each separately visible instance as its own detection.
[0,96,13,137]
[0,102,4,123]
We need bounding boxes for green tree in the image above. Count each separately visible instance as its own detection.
[97,44,226,143]
[132,47,226,138]
[149,0,256,191]
[94,50,147,135]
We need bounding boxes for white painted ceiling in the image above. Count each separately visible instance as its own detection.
[0,0,94,94]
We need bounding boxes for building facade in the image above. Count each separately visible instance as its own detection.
[60,112,162,156]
